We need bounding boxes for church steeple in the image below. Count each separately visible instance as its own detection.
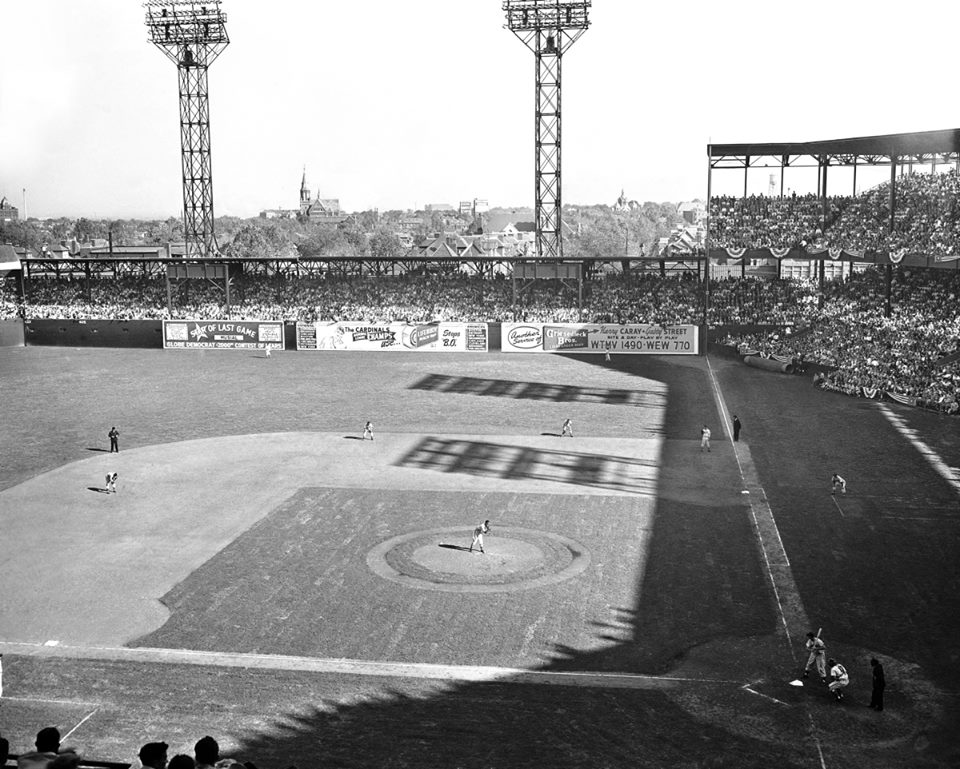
[300,166,311,213]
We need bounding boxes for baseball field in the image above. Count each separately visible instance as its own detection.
[0,346,958,768]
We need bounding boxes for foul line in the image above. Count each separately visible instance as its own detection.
[879,404,960,496]
[706,357,804,652]
[0,641,738,691]
[740,681,789,707]
[706,357,827,769]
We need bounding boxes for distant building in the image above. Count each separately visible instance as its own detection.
[613,189,639,213]
[299,168,346,224]
[259,168,347,224]
[424,203,456,212]
[677,200,706,225]
[0,196,18,223]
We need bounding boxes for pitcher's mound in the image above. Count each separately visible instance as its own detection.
[366,526,591,593]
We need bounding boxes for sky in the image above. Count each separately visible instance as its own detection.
[2,0,959,220]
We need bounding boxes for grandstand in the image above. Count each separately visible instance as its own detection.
[2,129,960,769]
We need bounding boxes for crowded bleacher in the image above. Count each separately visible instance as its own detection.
[709,168,960,256]
[1,264,957,414]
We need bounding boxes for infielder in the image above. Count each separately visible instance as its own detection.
[561,418,574,437]
[700,425,711,452]
[469,520,491,554]
[802,630,826,681]
[831,473,847,495]
[105,472,118,494]
[827,658,849,701]
[362,421,374,441]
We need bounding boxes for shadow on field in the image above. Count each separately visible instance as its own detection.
[438,543,472,552]
[409,372,668,410]
[395,436,657,494]
[217,356,803,768]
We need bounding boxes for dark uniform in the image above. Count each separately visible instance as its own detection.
[109,426,120,453]
[869,658,885,711]
[732,415,742,441]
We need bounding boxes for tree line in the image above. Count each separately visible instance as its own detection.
[0,202,684,261]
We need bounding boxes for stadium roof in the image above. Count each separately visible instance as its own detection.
[709,128,960,164]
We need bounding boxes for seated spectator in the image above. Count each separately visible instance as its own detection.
[18,728,69,769]
[168,756,196,769]
[137,742,169,769]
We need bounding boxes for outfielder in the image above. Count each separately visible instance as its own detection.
[827,658,849,701]
[561,418,574,438]
[700,425,711,452]
[802,630,826,681]
[469,520,491,554]
[362,421,374,441]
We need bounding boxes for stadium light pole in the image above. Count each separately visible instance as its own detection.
[145,0,229,259]
[504,1,590,261]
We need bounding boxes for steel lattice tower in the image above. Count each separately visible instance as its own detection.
[145,1,229,258]
[504,1,590,261]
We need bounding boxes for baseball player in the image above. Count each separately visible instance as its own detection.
[831,473,847,495]
[700,425,711,452]
[105,472,118,494]
[362,421,374,441]
[469,520,491,554]
[561,418,574,438]
[827,658,849,701]
[802,631,827,681]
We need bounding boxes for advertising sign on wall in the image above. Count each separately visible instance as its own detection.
[296,321,488,352]
[502,323,699,355]
[163,320,284,350]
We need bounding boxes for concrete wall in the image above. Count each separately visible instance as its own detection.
[23,319,164,348]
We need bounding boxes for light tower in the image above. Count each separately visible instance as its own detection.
[504,1,590,261]
[145,1,229,258]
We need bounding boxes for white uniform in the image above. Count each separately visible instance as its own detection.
[831,474,847,495]
[700,427,711,452]
[561,419,573,437]
[828,662,849,700]
[470,521,490,553]
[803,634,826,679]
[363,422,374,440]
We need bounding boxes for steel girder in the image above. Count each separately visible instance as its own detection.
[146,2,229,259]
[505,2,590,261]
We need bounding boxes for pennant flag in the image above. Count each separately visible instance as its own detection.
[887,391,916,406]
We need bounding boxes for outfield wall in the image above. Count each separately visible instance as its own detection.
[23,319,164,348]
[10,319,696,356]
[295,321,490,352]
[502,323,699,355]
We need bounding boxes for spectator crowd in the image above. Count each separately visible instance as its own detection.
[0,266,957,415]
[710,168,960,257]
[1,728,275,769]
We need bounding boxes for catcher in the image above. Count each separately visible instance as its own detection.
[828,658,849,702]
